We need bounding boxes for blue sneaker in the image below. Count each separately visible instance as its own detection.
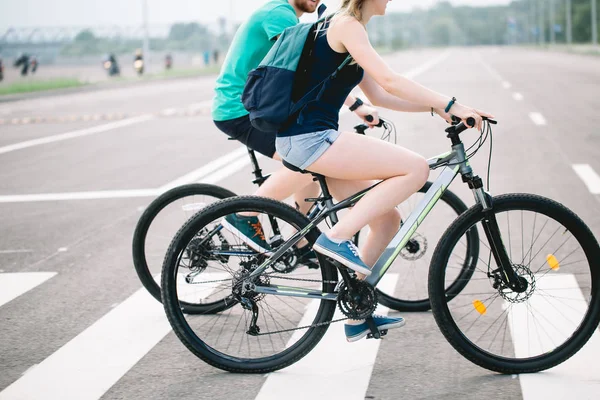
[312,233,372,276]
[345,315,406,342]
[221,214,271,253]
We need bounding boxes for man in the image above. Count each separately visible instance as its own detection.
[212,0,378,252]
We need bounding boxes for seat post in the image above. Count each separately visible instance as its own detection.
[248,148,269,187]
[313,174,339,225]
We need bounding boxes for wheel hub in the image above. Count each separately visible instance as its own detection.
[400,234,427,261]
[494,264,536,303]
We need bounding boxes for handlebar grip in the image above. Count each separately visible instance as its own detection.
[450,115,478,128]
[365,115,385,127]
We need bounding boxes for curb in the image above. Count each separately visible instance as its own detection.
[0,70,219,103]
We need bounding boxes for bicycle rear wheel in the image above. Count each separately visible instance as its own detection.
[132,183,235,306]
[161,196,338,373]
[429,194,600,373]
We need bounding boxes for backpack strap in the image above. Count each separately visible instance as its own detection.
[289,53,354,119]
[317,3,327,18]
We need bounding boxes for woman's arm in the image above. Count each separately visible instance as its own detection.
[359,73,452,122]
[329,16,493,129]
[359,73,430,112]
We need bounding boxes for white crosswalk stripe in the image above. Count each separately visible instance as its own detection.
[256,274,399,400]
[0,273,227,400]
[1,271,599,400]
[0,272,56,308]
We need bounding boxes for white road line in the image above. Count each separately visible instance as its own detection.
[509,274,600,400]
[157,146,248,192]
[529,112,547,126]
[256,274,399,400]
[478,57,514,90]
[478,56,505,82]
[513,93,524,101]
[160,108,177,116]
[0,249,33,254]
[0,189,159,203]
[0,272,57,308]
[0,273,227,400]
[572,164,600,194]
[0,115,155,156]
[200,152,261,185]
[188,100,212,113]
[403,49,452,80]
[0,147,249,203]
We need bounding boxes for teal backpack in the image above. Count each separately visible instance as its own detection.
[242,5,353,133]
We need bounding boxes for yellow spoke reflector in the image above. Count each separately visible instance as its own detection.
[547,254,560,271]
[473,300,487,315]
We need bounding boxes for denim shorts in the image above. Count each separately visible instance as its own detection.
[275,129,341,171]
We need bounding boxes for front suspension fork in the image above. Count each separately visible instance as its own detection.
[473,185,526,292]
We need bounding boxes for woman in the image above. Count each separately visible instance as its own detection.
[275,0,494,342]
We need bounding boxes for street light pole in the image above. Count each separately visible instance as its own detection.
[538,0,545,44]
[566,0,573,45]
[230,0,235,35]
[593,0,598,46]
[142,0,150,71]
[550,0,556,44]
[529,0,536,44]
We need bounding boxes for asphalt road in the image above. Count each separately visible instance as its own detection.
[0,47,599,400]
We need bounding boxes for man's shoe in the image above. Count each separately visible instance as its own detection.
[221,214,271,253]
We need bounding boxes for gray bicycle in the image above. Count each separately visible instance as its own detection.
[133,119,473,313]
[161,117,600,374]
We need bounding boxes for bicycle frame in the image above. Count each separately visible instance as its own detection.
[249,139,490,300]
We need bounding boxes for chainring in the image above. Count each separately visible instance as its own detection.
[337,280,378,320]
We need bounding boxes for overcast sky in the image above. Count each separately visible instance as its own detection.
[0,0,513,31]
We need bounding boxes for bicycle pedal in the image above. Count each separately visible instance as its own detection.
[366,332,383,340]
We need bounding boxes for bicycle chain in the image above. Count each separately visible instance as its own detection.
[188,275,338,285]
[253,274,344,336]
[253,316,348,336]
[188,273,343,336]
[265,273,338,285]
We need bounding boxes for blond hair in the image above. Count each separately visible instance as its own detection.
[338,0,366,21]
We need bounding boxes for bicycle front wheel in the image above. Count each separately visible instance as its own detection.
[429,193,600,373]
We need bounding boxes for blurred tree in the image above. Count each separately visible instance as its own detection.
[572,1,592,42]
[168,23,208,41]
[74,29,96,42]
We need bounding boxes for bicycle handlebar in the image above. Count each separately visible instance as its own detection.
[354,117,386,134]
[448,115,497,135]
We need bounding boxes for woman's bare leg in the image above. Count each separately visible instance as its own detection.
[241,151,320,216]
[326,178,402,279]
[309,132,429,241]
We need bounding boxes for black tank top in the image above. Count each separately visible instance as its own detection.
[278,20,364,137]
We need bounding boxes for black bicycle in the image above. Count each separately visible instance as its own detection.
[132,119,476,313]
[160,116,600,374]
